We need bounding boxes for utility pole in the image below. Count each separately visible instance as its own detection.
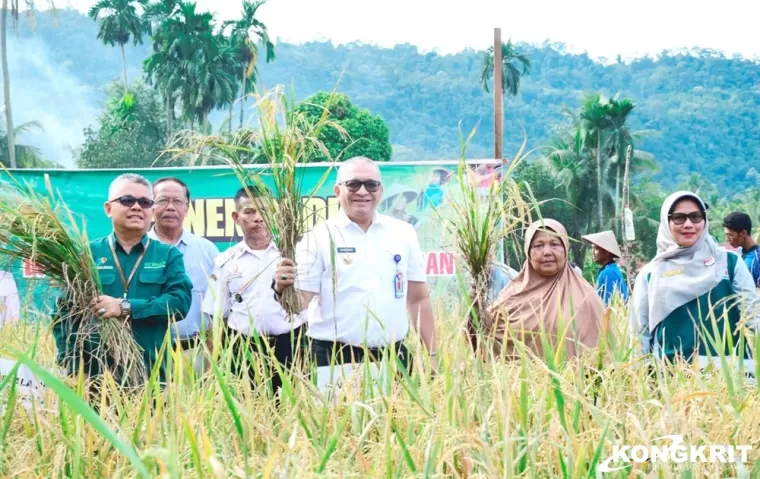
[493,27,503,160]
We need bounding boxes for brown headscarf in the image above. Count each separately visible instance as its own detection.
[486,219,603,360]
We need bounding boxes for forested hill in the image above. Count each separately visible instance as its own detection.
[10,9,760,190]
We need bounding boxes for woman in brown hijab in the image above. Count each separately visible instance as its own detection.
[485,219,603,360]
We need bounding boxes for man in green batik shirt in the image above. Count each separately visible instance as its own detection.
[53,173,193,383]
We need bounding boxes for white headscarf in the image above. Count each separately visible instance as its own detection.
[646,191,728,333]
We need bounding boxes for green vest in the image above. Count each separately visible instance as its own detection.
[52,233,193,383]
[651,253,751,362]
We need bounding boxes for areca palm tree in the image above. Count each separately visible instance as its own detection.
[225,0,275,130]
[479,40,531,96]
[580,93,616,227]
[89,0,148,94]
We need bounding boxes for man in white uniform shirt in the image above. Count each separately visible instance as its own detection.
[203,186,305,395]
[274,157,437,375]
[148,177,219,372]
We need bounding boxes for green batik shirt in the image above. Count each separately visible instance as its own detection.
[52,232,193,381]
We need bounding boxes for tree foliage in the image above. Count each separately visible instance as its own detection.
[295,91,392,162]
[78,82,167,168]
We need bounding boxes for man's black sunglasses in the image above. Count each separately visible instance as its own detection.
[340,180,382,193]
[110,195,155,209]
[668,212,705,225]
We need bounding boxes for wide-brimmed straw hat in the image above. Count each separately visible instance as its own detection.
[381,185,419,209]
[582,230,623,258]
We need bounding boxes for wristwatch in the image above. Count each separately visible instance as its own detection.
[120,298,132,318]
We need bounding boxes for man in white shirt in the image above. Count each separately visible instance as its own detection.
[149,177,219,373]
[203,186,305,395]
[274,157,437,377]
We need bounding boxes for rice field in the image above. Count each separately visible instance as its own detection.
[0,296,758,478]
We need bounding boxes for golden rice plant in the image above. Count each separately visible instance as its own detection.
[443,125,537,354]
[166,85,345,317]
[0,171,147,387]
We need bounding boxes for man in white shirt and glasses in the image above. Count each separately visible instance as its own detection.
[203,186,305,396]
[273,157,438,385]
[148,177,219,373]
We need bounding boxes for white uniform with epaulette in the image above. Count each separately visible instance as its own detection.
[202,241,304,335]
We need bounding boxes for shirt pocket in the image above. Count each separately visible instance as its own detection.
[137,268,165,298]
[97,270,118,290]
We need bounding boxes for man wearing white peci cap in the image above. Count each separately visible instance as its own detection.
[273,157,438,383]
[582,230,629,306]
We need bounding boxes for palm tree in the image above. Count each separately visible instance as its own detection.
[580,93,615,228]
[544,127,598,265]
[479,40,531,96]
[145,1,237,131]
[0,119,59,168]
[225,0,275,130]
[89,0,148,94]
[1,0,55,169]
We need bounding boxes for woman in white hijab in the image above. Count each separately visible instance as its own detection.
[630,191,760,363]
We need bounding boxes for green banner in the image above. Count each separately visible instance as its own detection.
[1,161,503,318]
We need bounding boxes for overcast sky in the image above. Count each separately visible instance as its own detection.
[54,0,760,60]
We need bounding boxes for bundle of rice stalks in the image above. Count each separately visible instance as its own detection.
[0,172,147,387]
[167,85,345,316]
[444,126,535,354]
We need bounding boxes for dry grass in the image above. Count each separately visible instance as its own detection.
[0,299,758,478]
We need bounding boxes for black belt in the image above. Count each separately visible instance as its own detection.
[175,336,202,351]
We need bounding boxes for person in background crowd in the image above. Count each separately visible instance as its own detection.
[203,186,304,396]
[418,167,452,211]
[148,177,219,373]
[723,211,760,288]
[53,173,192,385]
[631,192,760,364]
[485,219,603,361]
[274,157,438,387]
[568,261,584,276]
[487,254,518,304]
[582,230,629,305]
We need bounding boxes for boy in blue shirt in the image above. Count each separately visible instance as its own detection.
[582,230,629,305]
[723,212,760,288]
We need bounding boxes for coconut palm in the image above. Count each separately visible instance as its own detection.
[0,119,60,168]
[225,0,275,130]
[544,127,599,265]
[1,1,55,168]
[89,0,148,94]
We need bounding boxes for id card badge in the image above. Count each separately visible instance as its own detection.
[393,254,404,299]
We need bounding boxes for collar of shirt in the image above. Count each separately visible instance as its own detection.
[742,244,760,259]
[110,231,149,253]
[148,226,190,248]
[237,240,279,259]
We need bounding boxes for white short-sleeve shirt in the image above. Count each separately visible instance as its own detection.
[202,241,304,336]
[295,210,427,347]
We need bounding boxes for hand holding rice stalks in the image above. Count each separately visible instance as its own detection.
[166,85,345,317]
[444,126,536,354]
[0,171,146,387]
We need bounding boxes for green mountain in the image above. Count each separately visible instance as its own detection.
[8,9,760,191]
